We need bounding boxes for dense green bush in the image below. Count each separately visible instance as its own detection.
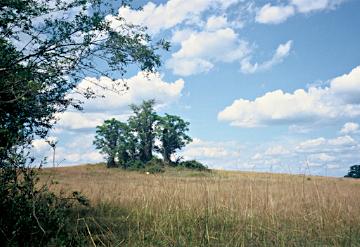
[0,165,90,246]
[128,160,145,171]
[145,164,165,174]
[146,157,165,167]
[180,160,209,171]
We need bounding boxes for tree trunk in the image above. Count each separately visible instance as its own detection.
[107,156,116,168]
[163,150,171,165]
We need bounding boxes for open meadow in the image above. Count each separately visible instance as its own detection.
[41,164,360,246]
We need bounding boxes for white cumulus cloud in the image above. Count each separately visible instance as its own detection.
[205,15,228,31]
[167,28,251,76]
[340,122,359,134]
[218,65,360,128]
[264,145,290,156]
[110,0,241,34]
[291,0,344,13]
[56,72,184,130]
[255,4,295,24]
[181,138,242,168]
[309,153,336,162]
[256,0,346,25]
[113,0,210,34]
[241,40,293,74]
[77,72,184,112]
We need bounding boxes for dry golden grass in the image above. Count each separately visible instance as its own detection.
[41,164,360,246]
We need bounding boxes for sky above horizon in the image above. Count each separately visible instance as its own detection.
[33,0,360,177]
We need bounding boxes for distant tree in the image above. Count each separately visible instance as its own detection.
[156,114,192,164]
[128,100,158,163]
[94,119,128,168]
[345,165,360,178]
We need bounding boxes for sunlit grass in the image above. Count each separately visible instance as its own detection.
[41,164,360,246]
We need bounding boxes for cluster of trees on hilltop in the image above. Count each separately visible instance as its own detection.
[94,100,207,171]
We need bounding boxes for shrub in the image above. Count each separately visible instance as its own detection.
[145,164,165,174]
[127,160,145,170]
[144,157,165,174]
[146,157,165,167]
[180,160,209,171]
[0,166,90,246]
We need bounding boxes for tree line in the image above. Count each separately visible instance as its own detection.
[94,100,207,171]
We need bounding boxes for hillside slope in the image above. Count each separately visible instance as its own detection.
[41,164,360,246]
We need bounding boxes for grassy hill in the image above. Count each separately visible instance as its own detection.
[41,164,360,246]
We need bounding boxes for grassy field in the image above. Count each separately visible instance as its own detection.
[41,164,360,246]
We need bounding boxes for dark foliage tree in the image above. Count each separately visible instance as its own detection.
[128,100,158,163]
[117,125,138,169]
[0,0,168,163]
[94,119,128,168]
[156,114,192,164]
[345,164,360,178]
[0,0,167,245]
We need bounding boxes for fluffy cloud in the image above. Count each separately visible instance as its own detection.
[76,72,184,112]
[291,0,344,13]
[218,65,360,127]
[340,122,359,134]
[205,15,228,31]
[264,145,290,156]
[32,137,58,152]
[240,40,293,74]
[328,135,356,146]
[256,0,345,25]
[296,135,358,154]
[55,72,184,130]
[56,148,103,165]
[255,4,295,24]
[110,1,292,76]
[110,0,239,34]
[297,137,326,150]
[244,133,360,176]
[309,153,336,162]
[167,28,250,76]
[113,1,210,34]
[181,138,242,168]
[55,112,129,130]
[330,66,360,104]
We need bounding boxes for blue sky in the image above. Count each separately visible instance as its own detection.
[33,0,360,176]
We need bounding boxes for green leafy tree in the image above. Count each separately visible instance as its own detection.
[128,100,158,163]
[94,119,128,168]
[0,0,168,163]
[156,114,192,164]
[345,165,360,178]
[0,0,167,245]
[117,124,138,169]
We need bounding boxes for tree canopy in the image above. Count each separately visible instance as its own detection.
[94,100,196,169]
[0,0,168,165]
[156,114,192,164]
[345,164,360,178]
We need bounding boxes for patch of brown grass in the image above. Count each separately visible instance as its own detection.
[41,164,360,246]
